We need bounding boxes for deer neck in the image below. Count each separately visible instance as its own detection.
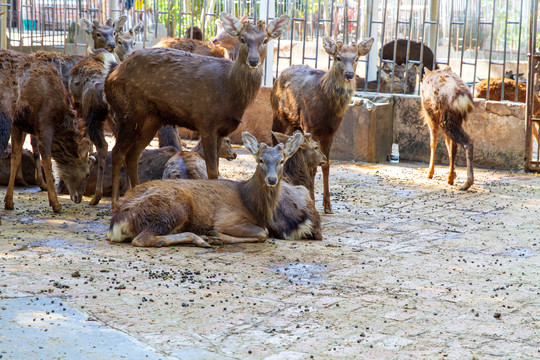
[284,152,313,191]
[240,169,281,225]
[51,112,83,166]
[322,66,355,117]
[227,59,263,109]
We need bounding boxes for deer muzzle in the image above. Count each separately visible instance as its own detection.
[265,176,278,187]
[345,72,355,82]
[71,193,82,204]
[248,57,259,68]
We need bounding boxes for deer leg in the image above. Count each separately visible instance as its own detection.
[37,140,61,213]
[217,222,269,244]
[427,121,439,179]
[88,127,108,206]
[111,147,127,208]
[4,129,25,210]
[132,231,211,248]
[319,137,334,214]
[460,142,474,191]
[201,132,219,179]
[444,134,457,185]
[31,135,46,190]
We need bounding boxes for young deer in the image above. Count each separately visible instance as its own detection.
[69,49,118,205]
[104,12,289,207]
[212,15,248,60]
[0,51,93,212]
[271,36,374,213]
[107,132,302,247]
[80,16,127,52]
[422,67,475,190]
[114,22,143,61]
[162,137,237,180]
[379,62,419,94]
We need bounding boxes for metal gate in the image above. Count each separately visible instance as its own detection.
[526,0,540,170]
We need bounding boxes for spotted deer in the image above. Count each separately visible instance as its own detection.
[421,67,475,190]
[114,22,143,61]
[80,16,127,52]
[107,132,302,247]
[271,36,374,213]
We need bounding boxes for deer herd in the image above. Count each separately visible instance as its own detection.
[0,12,531,245]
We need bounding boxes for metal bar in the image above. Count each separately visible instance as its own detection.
[501,0,510,101]
[526,0,538,169]
[459,0,469,78]
[486,0,497,101]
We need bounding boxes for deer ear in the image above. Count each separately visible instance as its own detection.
[271,131,291,145]
[240,15,248,24]
[79,138,92,158]
[242,132,260,156]
[89,154,97,167]
[357,37,374,56]
[105,18,113,27]
[113,15,128,33]
[131,21,143,36]
[323,36,337,56]
[80,18,93,35]
[266,14,289,39]
[283,132,302,159]
[220,12,243,37]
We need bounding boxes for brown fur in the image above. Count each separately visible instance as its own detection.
[104,13,289,208]
[271,36,374,213]
[421,67,474,190]
[0,145,37,186]
[107,132,302,247]
[153,37,228,58]
[69,49,118,205]
[185,26,203,40]
[213,15,248,60]
[162,137,237,180]
[381,39,438,77]
[115,22,143,61]
[32,51,86,89]
[0,50,93,212]
[475,78,540,118]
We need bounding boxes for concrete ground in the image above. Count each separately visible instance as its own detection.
[0,143,539,360]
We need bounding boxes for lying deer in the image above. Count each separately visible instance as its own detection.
[107,132,302,247]
[381,39,438,77]
[379,62,418,94]
[271,36,374,213]
[422,67,474,190]
[0,50,93,212]
[162,137,237,179]
[104,12,289,208]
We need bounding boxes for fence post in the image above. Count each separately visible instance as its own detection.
[260,0,275,87]
[366,0,379,81]
[0,7,6,50]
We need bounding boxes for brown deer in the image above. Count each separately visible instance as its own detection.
[114,22,144,61]
[379,62,419,94]
[185,26,203,40]
[212,15,248,60]
[80,16,127,52]
[104,12,289,207]
[162,137,237,180]
[32,51,86,89]
[107,132,302,247]
[69,49,118,205]
[271,36,374,213]
[0,51,93,212]
[269,132,325,240]
[381,39,438,77]
[422,67,474,190]
[152,37,228,58]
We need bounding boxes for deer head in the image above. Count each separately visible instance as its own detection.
[219,12,289,69]
[57,136,95,204]
[80,16,127,52]
[115,22,143,61]
[272,131,327,169]
[380,62,419,93]
[218,137,237,161]
[243,132,301,187]
[323,36,374,82]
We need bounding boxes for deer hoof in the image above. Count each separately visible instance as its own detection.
[90,196,102,206]
[4,199,14,210]
[208,236,224,246]
[323,205,333,214]
[52,203,62,213]
[459,180,474,191]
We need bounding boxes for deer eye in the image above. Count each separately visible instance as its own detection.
[240,38,246,44]
[259,159,264,164]
[336,56,342,62]
[280,160,284,165]
[263,38,269,44]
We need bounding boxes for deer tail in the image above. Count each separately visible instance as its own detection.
[452,90,474,117]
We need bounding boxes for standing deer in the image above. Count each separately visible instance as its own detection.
[107,132,302,247]
[114,22,144,61]
[104,12,289,207]
[212,15,248,60]
[80,16,127,52]
[421,67,474,190]
[271,36,374,213]
[162,137,237,180]
[0,51,93,212]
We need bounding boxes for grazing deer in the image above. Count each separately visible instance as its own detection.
[0,51,93,212]
[212,15,248,60]
[162,137,237,180]
[107,132,302,247]
[269,132,325,240]
[271,36,374,213]
[114,22,143,61]
[422,67,474,190]
[69,49,118,205]
[381,39,438,77]
[104,12,289,207]
[80,16,127,52]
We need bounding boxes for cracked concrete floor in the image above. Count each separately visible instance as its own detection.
[0,143,539,359]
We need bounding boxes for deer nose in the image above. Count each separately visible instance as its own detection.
[107,42,116,49]
[345,72,355,81]
[248,58,259,67]
[212,38,218,45]
[71,193,82,204]
[266,176,278,186]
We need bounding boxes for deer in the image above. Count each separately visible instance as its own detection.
[271,36,374,214]
[421,67,475,190]
[104,12,289,208]
[185,26,203,40]
[381,39,438,78]
[114,22,144,61]
[107,132,303,247]
[0,50,94,212]
[152,37,228,58]
[162,137,237,180]
[269,131,325,240]
[379,62,419,94]
[68,49,118,205]
[80,16,127,52]
[212,15,248,60]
